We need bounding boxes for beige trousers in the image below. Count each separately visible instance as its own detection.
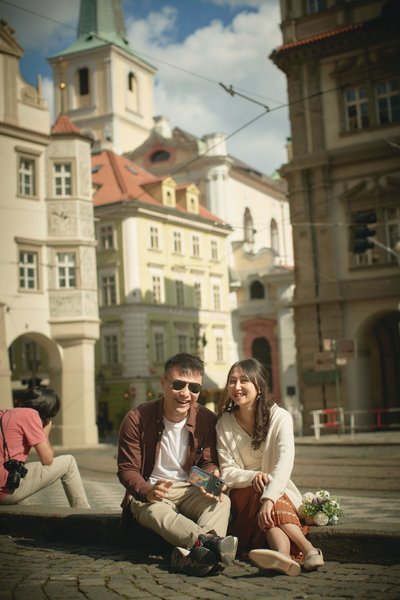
[0,454,90,508]
[130,481,231,549]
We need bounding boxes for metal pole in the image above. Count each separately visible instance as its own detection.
[333,340,342,437]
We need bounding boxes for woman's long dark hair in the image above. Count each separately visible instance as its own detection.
[19,386,60,421]
[219,358,275,450]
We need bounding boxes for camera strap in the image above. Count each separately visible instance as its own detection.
[0,413,12,464]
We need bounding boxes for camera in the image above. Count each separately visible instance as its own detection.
[3,459,28,490]
[188,466,224,497]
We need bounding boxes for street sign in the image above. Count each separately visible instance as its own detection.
[314,351,336,372]
[336,338,357,359]
[322,338,357,359]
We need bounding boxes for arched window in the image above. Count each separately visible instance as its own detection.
[250,280,265,299]
[270,218,279,253]
[252,337,273,390]
[150,150,170,163]
[128,72,136,92]
[78,67,89,95]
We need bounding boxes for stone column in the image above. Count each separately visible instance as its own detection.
[57,338,98,446]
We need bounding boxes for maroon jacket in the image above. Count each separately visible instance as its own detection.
[117,396,219,509]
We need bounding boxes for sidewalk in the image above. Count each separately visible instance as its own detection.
[1,431,399,568]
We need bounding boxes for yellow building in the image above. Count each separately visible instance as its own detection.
[92,149,233,435]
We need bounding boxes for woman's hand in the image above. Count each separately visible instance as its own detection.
[252,471,269,493]
[257,498,275,530]
[43,419,53,436]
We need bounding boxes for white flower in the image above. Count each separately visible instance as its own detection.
[313,511,329,526]
[316,490,330,499]
[303,492,316,503]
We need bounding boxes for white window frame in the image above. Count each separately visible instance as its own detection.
[18,157,36,197]
[376,78,400,125]
[150,268,165,304]
[54,162,72,196]
[149,225,160,250]
[103,330,120,366]
[193,281,202,309]
[173,230,183,254]
[344,86,369,130]
[100,272,117,306]
[177,333,188,353]
[216,335,224,362]
[99,224,116,250]
[175,280,185,307]
[192,234,201,258]
[18,249,39,291]
[153,328,165,364]
[212,283,221,311]
[56,252,77,289]
[210,239,219,261]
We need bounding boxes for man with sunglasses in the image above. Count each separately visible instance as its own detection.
[117,353,237,576]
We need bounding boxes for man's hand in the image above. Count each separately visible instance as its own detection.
[197,469,226,503]
[252,471,269,493]
[257,498,275,530]
[145,479,173,503]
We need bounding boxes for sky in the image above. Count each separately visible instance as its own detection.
[0,0,290,177]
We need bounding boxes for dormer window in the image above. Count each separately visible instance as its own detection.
[150,150,170,163]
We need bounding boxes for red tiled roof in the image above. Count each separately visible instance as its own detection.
[91,149,226,225]
[92,150,159,207]
[51,114,82,135]
[273,22,363,54]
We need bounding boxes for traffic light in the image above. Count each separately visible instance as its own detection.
[350,210,377,254]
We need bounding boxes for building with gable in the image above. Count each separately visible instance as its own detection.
[92,149,233,430]
[0,20,99,445]
[271,0,400,431]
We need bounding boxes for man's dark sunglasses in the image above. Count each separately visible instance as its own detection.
[168,379,202,394]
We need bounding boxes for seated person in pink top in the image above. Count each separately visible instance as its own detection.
[0,386,90,508]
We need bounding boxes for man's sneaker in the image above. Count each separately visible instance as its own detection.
[198,534,238,566]
[170,546,218,577]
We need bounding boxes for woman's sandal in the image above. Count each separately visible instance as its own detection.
[248,549,301,576]
[303,548,324,570]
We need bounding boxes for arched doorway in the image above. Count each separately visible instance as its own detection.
[252,337,273,391]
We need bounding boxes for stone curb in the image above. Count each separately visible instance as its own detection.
[1,506,399,566]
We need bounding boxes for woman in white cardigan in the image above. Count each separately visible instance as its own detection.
[216,358,323,576]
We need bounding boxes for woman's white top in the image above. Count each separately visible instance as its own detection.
[216,403,302,508]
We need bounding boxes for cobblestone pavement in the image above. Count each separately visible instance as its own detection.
[1,534,400,600]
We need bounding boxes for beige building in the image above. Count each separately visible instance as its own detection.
[0,21,99,445]
[271,0,400,431]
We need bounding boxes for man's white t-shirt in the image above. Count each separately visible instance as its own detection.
[149,417,189,484]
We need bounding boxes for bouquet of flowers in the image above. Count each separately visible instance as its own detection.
[298,489,343,526]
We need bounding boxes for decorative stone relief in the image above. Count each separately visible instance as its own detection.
[47,202,77,237]
[49,291,83,317]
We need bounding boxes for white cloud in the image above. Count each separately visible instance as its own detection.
[126,3,288,175]
[41,76,54,121]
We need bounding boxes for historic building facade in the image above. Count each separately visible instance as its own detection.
[92,149,233,430]
[0,21,99,445]
[271,0,400,430]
